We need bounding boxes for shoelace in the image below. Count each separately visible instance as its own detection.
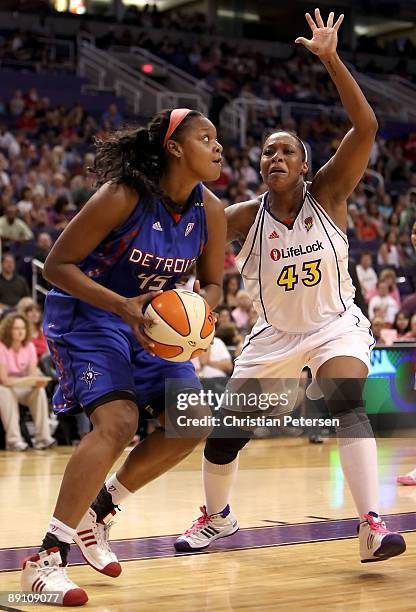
[93,520,114,552]
[363,514,389,534]
[184,506,210,536]
[38,562,74,586]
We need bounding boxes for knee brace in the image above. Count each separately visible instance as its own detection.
[204,427,253,465]
[320,378,373,438]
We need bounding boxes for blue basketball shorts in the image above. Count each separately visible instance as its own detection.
[44,293,201,417]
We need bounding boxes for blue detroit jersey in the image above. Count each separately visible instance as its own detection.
[44,183,207,414]
[79,182,207,297]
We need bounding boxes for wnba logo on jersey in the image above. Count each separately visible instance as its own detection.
[270,239,324,261]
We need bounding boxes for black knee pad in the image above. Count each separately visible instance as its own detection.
[319,378,366,417]
[204,428,253,465]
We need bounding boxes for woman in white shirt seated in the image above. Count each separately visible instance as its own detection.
[0,313,55,451]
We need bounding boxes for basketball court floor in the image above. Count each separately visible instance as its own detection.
[0,437,415,611]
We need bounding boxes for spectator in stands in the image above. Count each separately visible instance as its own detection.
[22,303,48,362]
[198,335,233,378]
[356,251,378,298]
[33,232,53,263]
[231,289,253,333]
[403,313,416,339]
[0,313,54,451]
[215,322,244,358]
[370,316,386,345]
[101,103,123,129]
[355,210,381,241]
[368,280,399,325]
[224,243,238,273]
[377,229,402,268]
[0,123,20,158]
[223,273,241,308]
[366,268,401,306]
[217,307,232,326]
[8,89,25,117]
[17,186,34,224]
[0,205,33,241]
[392,310,411,338]
[0,253,30,311]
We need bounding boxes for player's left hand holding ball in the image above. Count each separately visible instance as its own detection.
[295,8,344,57]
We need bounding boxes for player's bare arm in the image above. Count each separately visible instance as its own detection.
[296,9,378,229]
[225,199,260,243]
[197,187,227,308]
[43,182,161,350]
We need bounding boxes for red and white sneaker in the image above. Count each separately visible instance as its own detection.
[174,505,239,552]
[73,508,121,577]
[397,468,416,486]
[359,512,406,563]
[21,547,88,606]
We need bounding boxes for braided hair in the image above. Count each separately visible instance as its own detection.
[92,109,203,202]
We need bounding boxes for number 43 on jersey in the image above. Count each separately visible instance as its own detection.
[277,259,322,291]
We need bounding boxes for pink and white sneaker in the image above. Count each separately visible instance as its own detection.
[174,505,239,552]
[73,508,121,577]
[21,547,88,606]
[359,512,406,563]
[397,468,416,486]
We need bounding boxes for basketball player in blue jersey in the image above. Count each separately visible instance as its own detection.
[21,108,226,605]
[175,10,407,563]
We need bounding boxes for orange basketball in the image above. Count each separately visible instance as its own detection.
[143,288,215,362]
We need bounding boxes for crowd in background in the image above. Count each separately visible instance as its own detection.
[0,17,416,447]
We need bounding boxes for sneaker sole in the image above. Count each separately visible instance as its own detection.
[174,524,239,553]
[73,536,122,577]
[361,534,406,563]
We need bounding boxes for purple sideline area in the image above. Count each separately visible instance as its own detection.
[1,513,415,572]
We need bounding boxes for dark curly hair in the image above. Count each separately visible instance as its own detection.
[92,109,203,202]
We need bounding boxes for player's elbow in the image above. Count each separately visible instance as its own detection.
[42,256,57,283]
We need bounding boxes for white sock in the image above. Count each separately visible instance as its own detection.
[337,437,379,518]
[48,517,76,544]
[203,456,239,515]
[105,473,133,505]
[405,467,416,478]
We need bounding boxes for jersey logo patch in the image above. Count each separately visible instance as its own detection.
[185,222,195,237]
[268,230,279,239]
[80,363,103,389]
[304,216,313,232]
[152,221,163,231]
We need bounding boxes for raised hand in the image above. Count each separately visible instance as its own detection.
[295,8,344,57]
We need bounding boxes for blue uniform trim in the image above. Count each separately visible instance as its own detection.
[307,191,348,246]
[308,198,346,313]
[240,324,273,354]
[257,206,269,323]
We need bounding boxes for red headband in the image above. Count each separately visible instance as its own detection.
[163,108,192,147]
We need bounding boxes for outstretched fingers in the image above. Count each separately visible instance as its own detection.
[305,12,316,32]
[327,11,334,27]
[334,13,344,30]
[314,8,325,28]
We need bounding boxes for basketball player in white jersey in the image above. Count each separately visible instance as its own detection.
[175,9,407,563]
[397,219,416,485]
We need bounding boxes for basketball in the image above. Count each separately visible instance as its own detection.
[143,289,215,362]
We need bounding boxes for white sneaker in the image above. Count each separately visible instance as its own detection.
[73,508,121,577]
[21,547,88,606]
[174,505,239,552]
[359,512,406,563]
[6,441,28,451]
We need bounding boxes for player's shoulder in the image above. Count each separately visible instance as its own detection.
[226,197,262,243]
